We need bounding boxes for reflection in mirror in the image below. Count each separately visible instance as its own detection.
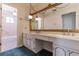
[31,11,76,30]
[30,4,79,33]
[31,17,40,29]
[62,12,76,30]
[31,13,44,29]
[30,11,77,32]
[31,9,60,30]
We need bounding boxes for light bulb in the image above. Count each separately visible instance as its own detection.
[28,15,32,19]
[35,16,41,21]
[35,17,39,20]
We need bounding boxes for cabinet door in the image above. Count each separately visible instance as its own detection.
[25,39,30,48]
[54,47,66,56]
[23,34,30,48]
[69,51,79,56]
[23,34,35,51]
[30,39,35,49]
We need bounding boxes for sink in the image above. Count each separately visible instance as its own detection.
[62,32,76,36]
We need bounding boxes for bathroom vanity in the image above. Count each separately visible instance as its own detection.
[23,4,79,56]
[23,33,79,56]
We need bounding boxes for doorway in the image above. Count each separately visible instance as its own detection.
[1,4,17,52]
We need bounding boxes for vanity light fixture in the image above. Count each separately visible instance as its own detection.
[28,14,33,19]
[35,16,39,20]
[35,16,42,21]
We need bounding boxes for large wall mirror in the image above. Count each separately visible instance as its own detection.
[29,4,79,32]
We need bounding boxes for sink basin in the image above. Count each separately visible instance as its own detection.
[31,33,79,41]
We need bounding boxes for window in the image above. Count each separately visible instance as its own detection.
[62,12,76,29]
[6,16,14,23]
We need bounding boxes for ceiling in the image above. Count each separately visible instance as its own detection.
[28,3,49,13]
[5,3,49,13]
[2,3,69,16]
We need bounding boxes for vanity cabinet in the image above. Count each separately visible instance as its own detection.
[23,34,43,53]
[53,44,67,56]
[23,33,79,56]
[53,44,79,56]
[23,34,42,53]
[54,47,66,56]
[68,50,79,56]
[23,34,36,52]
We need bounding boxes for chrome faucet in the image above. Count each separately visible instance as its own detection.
[67,28,75,36]
[63,28,75,36]
[67,28,70,35]
[63,28,70,35]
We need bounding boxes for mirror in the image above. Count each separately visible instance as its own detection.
[29,4,79,32]
[30,11,77,32]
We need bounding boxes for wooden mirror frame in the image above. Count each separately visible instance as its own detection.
[29,20,79,33]
[29,3,79,33]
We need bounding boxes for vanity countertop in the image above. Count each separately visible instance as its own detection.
[30,33,79,41]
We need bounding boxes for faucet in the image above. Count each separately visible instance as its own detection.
[67,28,70,35]
[63,28,75,36]
[63,28,70,35]
[67,28,75,36]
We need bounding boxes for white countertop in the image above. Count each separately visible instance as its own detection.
[31,33,79,41]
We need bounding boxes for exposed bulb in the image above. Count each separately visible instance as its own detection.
[28,15,33,19]
[35,16,40,20]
